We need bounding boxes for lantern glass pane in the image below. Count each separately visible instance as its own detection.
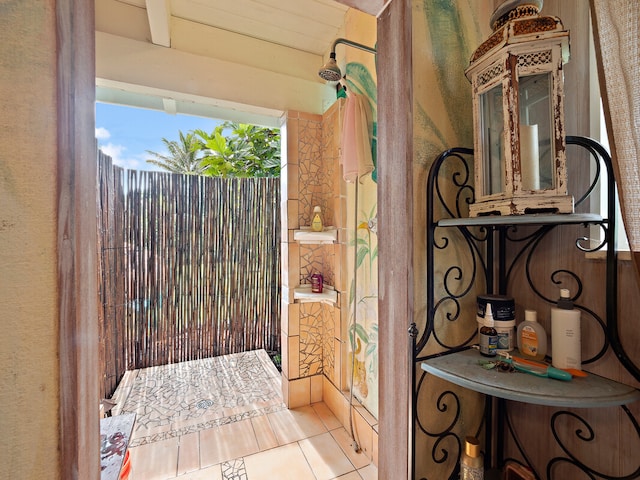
[519,72,554,190]
[480,84,504,196]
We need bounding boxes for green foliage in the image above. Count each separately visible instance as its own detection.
[145,122,281,178]
[146,130,207,175]
[193,122,281,178]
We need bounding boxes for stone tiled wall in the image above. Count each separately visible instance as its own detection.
[322,101,349,393]
[280,103,346,409]
[299,302,323,377]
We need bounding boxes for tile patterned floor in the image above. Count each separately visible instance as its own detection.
[112,350,377,479]
[114,350,286,447]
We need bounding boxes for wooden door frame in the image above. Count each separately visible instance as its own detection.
[333,0,413,477]
[376,1,413,478]
[57,0,100,478]
[62,0,413,477]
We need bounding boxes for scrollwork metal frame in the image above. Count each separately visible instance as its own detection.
[410,136,640,479]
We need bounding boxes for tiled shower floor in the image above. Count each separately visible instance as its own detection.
[111,349,377,479]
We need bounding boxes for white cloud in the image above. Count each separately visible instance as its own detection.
[100,142,123,159]
[99,142,163,172]
[95,127,111,140]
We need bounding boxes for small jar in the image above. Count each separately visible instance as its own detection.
[477,294,515,352]
[479,303,498,357]
[311,273,323,293]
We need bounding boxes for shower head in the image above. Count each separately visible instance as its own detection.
[318,52,342,82]
[318,38,376,82]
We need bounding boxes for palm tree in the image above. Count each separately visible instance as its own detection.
[194,122,280,177]
[146,130,206,175]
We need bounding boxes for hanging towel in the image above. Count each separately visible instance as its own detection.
[340,93,374,183]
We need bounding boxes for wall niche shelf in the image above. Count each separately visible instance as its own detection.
[293,227,337,244]
[293,284,337,305]
[410,137,640,479]
[421,349,640,408]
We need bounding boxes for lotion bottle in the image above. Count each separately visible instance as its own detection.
[551,288,581,370]
[311,205,323,232]
[479,303,498,357]
[460,436,484,480]
[517,309,547,361]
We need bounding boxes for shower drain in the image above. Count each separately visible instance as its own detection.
[195,399,214,409]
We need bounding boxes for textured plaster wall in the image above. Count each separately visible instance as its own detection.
[340,7,379,420]
[412,1,493,477]
[0,2,60,478]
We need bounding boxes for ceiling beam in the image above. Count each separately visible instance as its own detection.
[95,31,333,117]
[332,0,389,17]
[162,97,177,114]
[145,0,171,47]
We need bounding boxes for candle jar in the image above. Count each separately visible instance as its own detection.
[311,273,323,293]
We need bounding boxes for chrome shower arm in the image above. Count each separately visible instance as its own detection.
[331,38,377,55]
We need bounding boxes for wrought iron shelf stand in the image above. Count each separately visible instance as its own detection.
[421,349,640,409]
[411,136,640,479]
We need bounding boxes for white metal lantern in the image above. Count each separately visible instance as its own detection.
[466,0,574,216]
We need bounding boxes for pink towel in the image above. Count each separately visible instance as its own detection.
[340,93,374,183]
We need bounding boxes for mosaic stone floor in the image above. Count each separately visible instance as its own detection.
[112,349,286,447]
[113,350,378,479]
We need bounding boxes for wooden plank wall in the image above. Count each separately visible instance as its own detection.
[497,1,640,476]
[97,154,281,398]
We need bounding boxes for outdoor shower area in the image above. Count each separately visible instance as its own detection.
[97,151,281,400]
[94,39,382,474]
[93,100,381,479]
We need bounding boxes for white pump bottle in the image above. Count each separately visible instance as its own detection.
[551,288,581,370]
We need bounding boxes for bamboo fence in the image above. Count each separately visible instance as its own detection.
[97,152,281,398]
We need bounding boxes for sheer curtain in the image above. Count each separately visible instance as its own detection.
[590,0,640,276]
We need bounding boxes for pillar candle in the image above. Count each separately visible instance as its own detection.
[520,124,540,190]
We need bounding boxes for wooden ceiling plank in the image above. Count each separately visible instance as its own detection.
[175,0,341,37]
[250,0,349,25]
[172,0,340,54]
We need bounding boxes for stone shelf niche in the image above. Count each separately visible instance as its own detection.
[293,284,338,305]
[293,227,338,244]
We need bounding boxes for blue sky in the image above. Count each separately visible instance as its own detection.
[95,102,222,172]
